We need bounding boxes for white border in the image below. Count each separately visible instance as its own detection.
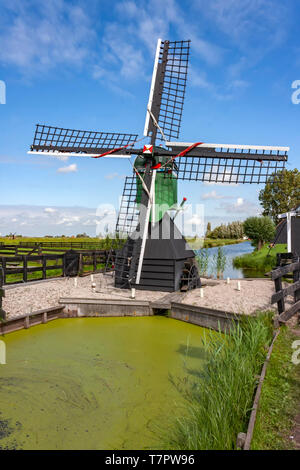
[166,141,290,152]
[143,38,162,137]
[27,151,131,159]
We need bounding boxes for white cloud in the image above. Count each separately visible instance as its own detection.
[57,164,77,174]
[186,215,203,225]
[0,1,95,75]
[195,0,288,49]
[218,198,260,215]
[44,207,57,214]
[0,204,118,237]
[105,172,126,180]
[202,190,225,200]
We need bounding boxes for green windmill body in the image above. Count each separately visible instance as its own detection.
[134,152,178,223]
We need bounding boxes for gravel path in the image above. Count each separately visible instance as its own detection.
[183,279,278,315]
[2,274,165,319]
[2,275,281,320]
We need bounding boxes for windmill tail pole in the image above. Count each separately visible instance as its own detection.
[131,171,156,299]
[173,197,187,221]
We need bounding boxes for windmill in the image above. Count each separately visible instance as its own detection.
[28,39,289,294]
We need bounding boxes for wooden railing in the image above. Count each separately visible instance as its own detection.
[271,258,300,324]
[3,241,105,249]
[0,250,115,285]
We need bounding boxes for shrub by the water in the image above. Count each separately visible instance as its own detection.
[163,313,273,450]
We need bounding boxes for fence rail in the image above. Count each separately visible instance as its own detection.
[271,256,300,324]
[0,241,105,249]
[0,249,115,285]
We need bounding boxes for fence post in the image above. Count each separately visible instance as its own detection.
[42,256,47,280]
[0,266,6,321]
[93,252,97,272]
[1,259,6,285]
[62,253,66,277]
[79,254,83,275]
[293,258,300,303]
[274,276,285,314]
[23,255,28,283]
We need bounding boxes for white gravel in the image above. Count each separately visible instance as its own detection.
[3,274,166,319]
[3,274,282,320]
[183,279,278,315]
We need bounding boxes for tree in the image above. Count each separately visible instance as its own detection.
[209,221,244,239]
[243,216,275,250]
[259,169,300,223]
[205,222,211,237]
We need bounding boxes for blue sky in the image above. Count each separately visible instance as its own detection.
[0,0,299,236]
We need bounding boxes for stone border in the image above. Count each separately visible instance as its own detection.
[0,297,246,335]
[0,306,64,335]
[170,301,242,332]
[59,297,152,317]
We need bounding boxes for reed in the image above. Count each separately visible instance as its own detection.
[162,313,273,450]
[213,246,227,279]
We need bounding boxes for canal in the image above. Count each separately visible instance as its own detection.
[196,241,265,279]
[0,316,211,450]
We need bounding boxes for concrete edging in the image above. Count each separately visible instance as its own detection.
[1,298,247,335]
[0,306,64,335]
[170,301,242,332]
[59,297,152,318]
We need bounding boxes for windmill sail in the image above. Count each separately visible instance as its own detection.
[144,39,191,142]
[115,175,139,237]
[166,142,288,184]
[30,124,138,155]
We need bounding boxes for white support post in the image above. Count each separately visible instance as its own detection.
[144,39,162,137]
[287,211,292,253]
[135,172,156,286]
[151,170,156,227]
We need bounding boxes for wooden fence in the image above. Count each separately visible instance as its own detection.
[0,250,115,285]
[0,241,107,250]
[271,258,300,324]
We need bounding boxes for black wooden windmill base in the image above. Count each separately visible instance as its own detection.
[114,213,201,292]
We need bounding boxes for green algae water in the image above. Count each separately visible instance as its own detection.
[0,316,208,450]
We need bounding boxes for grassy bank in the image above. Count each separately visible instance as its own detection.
[233,243,287,272]
[186,237,245,250]
[162,313,273,450]
[251,327,300,450]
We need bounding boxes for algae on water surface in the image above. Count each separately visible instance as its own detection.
[0,316,209,450]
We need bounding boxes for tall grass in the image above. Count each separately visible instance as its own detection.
[163,314,273,450]
[213,246,227,279]
[196,249,209,276]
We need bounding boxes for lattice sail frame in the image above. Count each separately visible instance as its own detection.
[144,39,190,142]
[166,142,288,184]
[31,124,138,154]
[115,175,139,237]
